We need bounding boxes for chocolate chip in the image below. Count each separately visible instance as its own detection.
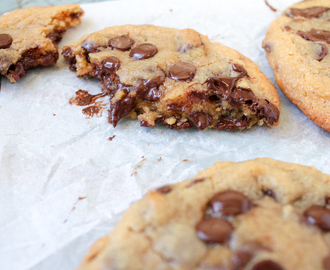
[196,218,233,244]
[231,250,254,270]
[99,56,120,77]
[304,205,330,231]
[82,40,104,53]
[108,95,136,127]
[290,7,330,18]
[230,88,256,106]
[0,34,13,49]
[136,76,164,101]
[191,112,213,130]
[251,260,283,270]
[47,27,66,43]
[129,43,158,60]
[156,185,172,194]
[297,28,330,44]
[318,43,328,61]
[262,189,276,199]
[216,116,251,130]
[323,255,330,270]
[209,190,251,216]
[189,91,210,101]
[109,35,134,51]
[169,62,196,81]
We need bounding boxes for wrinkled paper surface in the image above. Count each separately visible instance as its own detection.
[1,0,330,269]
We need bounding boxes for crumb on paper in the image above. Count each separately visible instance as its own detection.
[130,158,147,176]
[158,157,162,161]
[182,159,189,162]
[108,135,116,141]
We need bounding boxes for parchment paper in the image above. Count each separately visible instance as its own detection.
[1,0,330,269]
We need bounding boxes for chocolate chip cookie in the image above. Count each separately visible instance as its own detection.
[77,158,330,270]
[0,5,83,83]
[262,0,330,131]
[63,25,280,130]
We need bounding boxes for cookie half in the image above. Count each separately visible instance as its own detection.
[262,0,330,131]
[63,25,280,130]
[0,5,84,83]
[78,158,330,270]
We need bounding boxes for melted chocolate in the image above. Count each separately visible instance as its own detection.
[190,112,213,130]
[108,95,136,127]
[136,76,164,101]
[129,43,158,60]
[83,105,102,117]
[231,250,254,270]
[47,27,66,43]
[196,218,233,244]
[290,6,330,18]
[0,34,13,49]
[251,260,283,270]
[216,116,251,130]
[81,40,106,53]
[297,28,330,44]
[323,255,330,270]
[8,48,58,81]
[109,35,134,51]
[169,62,196,81]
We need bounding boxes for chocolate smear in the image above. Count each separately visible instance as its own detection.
[318,43,328,61]
[130,43,158,60]
[264,0,276,12]
[69,90,106,106]
[169,62,196,81]
[109,35,134,51]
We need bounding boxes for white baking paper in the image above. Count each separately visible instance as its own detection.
[1,0,330,269]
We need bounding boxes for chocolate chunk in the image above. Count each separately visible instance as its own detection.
[189,91,210,101]
[254,99,279,124]
[166,120,194,130]
[297,28,330,44]
[216,116,251,131]
[231,250,254,270]
[108,95,136,127]
[109,35,134,51]
[99,56,121,77]
[191,112,213,130]
[209,190,251,216]
[129,43,158,60]
[196,218,233,243]
[0,34,13,49]
[262,189,276,199]
[323,255,330,270]
[304,205,330,231]
[318,43,328,61]
[62,47,73,58]
[136,76,164,101]
[156,185,172,194]
[251,260,283,270]
[169,62,196,81]
[291,7,330,18]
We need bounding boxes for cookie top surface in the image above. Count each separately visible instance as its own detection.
[0,4,83,83]
[63,24,280,130]
[262,0,330,131]
[78,158,330,270]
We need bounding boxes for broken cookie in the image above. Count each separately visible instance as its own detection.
[0,4,84,83]
[63,25,280,130]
